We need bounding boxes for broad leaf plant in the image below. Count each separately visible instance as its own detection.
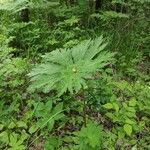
[28,36,114,96]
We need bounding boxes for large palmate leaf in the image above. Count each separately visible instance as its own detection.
[28,36,115,96]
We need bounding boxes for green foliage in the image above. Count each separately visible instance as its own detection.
[102,80,150,148]
[28,36,114,95]
[123,124,132,136]
[0,0,149,149]
[0,0,59,12]
[0,131,28,150]
[103,97,137,137]
[33,100,64,130]
[0,57,28,88]
[0,0,28,12]
[0,33,28,101]
[100,11,129,20]
[72,122,102,150]
[44,136,62,150]
[86,73,113,112]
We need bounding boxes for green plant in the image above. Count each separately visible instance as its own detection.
[103,97,137,137]
[44,136,62,150]
[33,100,65,131]
[28,36,114,127]
[102,80,150,148]
[86,72,114,112]
[72,121,103,150]
[0,0,149,149]
[0,0,59,12]
[28,36,114,96]
[103,131,117,150]
[0,130,29,150]
[0,0,28,12]
[49,15,82,49]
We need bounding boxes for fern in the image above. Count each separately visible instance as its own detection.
[28,36,115,96]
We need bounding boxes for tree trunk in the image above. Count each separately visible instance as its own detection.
[95,0,103,11]
[20,8,29,22]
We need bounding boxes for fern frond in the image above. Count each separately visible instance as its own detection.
[28,36,115,95]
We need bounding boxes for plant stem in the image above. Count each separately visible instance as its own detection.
[83,96,87,127]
